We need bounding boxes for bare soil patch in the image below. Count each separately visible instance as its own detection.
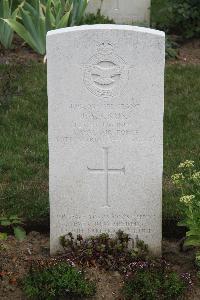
[0,36,42,65]
[176,39,200,65]
[0,232,199,300]
[0,37,199,66]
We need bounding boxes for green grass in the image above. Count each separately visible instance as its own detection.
[0,64,199,224]
[163,65,200,219]
[0,64,48,223]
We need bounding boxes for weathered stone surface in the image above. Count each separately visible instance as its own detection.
[47,25,165,254]
[86,0,151,25]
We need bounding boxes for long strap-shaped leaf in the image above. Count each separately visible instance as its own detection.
[2,18,45,54]
[2,0,90,53]
[0,0,18,49]
[46,0,56,31]
[20,6,45,54]
[70,0,88,26]
[57,9,71,28]
[20,8,39,46]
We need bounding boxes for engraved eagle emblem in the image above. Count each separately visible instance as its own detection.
[83,42,128,97]
[91,65,122,85]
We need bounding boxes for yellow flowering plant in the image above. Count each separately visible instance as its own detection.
[172,160,200,251]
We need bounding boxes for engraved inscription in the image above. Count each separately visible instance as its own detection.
[84,42,129,98]
[88,147,125,207]
[54,100,140,144]
[56,213,155,238]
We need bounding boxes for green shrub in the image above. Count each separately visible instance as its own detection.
[23,261,96,299]
[168,0,200,38]
[122,260,190,300]
[151,0,200,39]
[82,9,114,25]
[151,0,170,30]
[165,35,178,59]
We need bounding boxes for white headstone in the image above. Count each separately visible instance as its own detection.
[86,0,151,25]
[47,25,165,255]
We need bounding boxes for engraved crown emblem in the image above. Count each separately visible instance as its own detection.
[97,42,114,55]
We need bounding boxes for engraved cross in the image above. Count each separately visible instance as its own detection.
[87,147,125,208]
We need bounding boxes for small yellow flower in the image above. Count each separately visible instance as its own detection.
[179,160,195,169]
[180,195,195,205]
[192,171,200,181]
[171,173,184,184]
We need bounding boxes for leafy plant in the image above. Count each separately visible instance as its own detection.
[0,0,18,49]
[69,0,89,26]
[172,161,200,247]
[60,231,149,272]
[123,259,191,300]
[2,0,89,55]
[0,215,26,240]
[196,251,200,269]
[23,261,96,300]
[82,8,114,25]
[151,0,170,31]
[168,0,200,39]
[0,232,7,240]
[165,35,178,60]
[151,0,200,39]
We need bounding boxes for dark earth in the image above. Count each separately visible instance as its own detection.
[0,232,200,300]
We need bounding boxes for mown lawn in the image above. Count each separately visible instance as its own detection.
[163,65,200,219]
[0,64,48,224]
[0,64,199,225]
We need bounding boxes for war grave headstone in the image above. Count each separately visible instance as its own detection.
[47,25,165,254]
[86,0,151,25]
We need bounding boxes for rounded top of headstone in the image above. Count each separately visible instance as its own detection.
[47,24,165,38]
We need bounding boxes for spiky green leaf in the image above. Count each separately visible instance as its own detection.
[14,226,26,241]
